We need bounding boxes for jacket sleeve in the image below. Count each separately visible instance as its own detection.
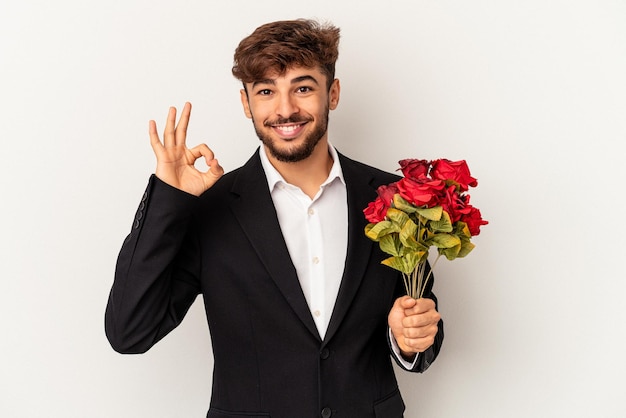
[105,175,202,354]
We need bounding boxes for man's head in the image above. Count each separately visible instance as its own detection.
[232,19,340,91]
[233,19,341,164]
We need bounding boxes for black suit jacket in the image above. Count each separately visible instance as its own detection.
[105,150,443,418]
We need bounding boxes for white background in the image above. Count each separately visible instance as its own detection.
[2,1,625,417]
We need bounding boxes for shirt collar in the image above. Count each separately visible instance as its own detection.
[259,142,346,192]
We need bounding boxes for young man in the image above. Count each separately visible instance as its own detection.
[106,19,443,418]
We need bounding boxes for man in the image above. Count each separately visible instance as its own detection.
[106,19,443,418]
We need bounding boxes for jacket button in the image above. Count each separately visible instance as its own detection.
[321,407,332,418]
[320,348,330,360]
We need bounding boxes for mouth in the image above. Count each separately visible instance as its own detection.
[270,122,308,139]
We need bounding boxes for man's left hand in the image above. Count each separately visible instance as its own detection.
[388,296,441,359]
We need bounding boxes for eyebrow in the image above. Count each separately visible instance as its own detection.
[291,75,320,85]
[251,74,320,89]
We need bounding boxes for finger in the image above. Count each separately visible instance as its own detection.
[204,159,225,190]
[190,144,225,183]
[175,102,192,146]
[402,310,441,328]
[402,322,439,339]
[207,158,225,178]
[163,106,178,148]
[403,334,436,353]
[398,296,417,309]
[148,120,163,152]
[189,143,215,162]
[405,298,435,315]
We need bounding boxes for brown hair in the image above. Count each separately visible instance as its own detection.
[232,19,340,90]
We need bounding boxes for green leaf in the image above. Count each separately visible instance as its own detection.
[415,206,443,221]
[386,207,410,228]
[399,218,419,249]
[456,237,475,258]
[381,250,425,274]
[365,221,398,241]
[429,210,453,233]
[439,243,461,260]
[381,256,411,274]
[392,194,418,213]
[379,234,404,257]
[454,221,472,238]
[428,233,461,249]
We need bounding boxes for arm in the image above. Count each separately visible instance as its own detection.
[105,176,201,353]
[105,103,224,353]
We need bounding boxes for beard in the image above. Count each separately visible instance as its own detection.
[253,107,329,163]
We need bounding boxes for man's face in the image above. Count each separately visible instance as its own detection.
[240,66,340,163]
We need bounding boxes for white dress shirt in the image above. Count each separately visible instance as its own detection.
[259,144,347,339]
[259,144,418,368]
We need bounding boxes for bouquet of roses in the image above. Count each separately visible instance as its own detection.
[364,159,488,299]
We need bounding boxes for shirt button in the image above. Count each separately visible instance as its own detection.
[313,310,321,317]
[308,208,315,215]
[312,257,320,264]
[321,407,332,418]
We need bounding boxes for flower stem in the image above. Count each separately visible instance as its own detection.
[402,272,410,297]
[419,254,441,299]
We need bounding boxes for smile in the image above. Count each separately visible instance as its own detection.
[271,122,307,138]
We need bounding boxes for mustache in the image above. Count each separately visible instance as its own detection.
[264,115,313,127]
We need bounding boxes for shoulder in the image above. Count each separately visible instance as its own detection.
[338,152,401,187]
[198,150,268,207]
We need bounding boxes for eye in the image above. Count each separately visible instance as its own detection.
[296,86,312,93]
[257,89,272,96]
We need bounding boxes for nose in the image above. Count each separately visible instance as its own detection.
[275,94,299,118]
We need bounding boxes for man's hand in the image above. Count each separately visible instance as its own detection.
[388,296,441,359]
[149,102,224,196]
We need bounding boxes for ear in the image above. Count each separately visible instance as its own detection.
[328,78,340,110]
[240,88,252,119]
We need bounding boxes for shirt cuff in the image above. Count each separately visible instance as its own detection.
[388,328,420,369]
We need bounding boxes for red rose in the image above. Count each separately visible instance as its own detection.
[431,159,477,191]
[398,159,431,180]
[460,205,489,236]
[363,183,399,223]
[440,185,469,223]
[396,177,445,208]
[376,182,398,204]
[363,196,389,223]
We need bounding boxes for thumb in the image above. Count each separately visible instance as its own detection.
[399,295,417,309]
[203,158,224,187]
[190,144,224,186]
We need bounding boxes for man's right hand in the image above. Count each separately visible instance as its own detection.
[149,102,224,196]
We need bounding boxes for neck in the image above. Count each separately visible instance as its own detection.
[265,138,333,199]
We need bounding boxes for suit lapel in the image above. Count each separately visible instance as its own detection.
[323,154,378,344]
[229,151,321,340]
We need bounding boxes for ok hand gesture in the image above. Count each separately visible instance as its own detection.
[149,102,224,196]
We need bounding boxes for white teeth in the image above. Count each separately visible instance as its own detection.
[275,124,301,133]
